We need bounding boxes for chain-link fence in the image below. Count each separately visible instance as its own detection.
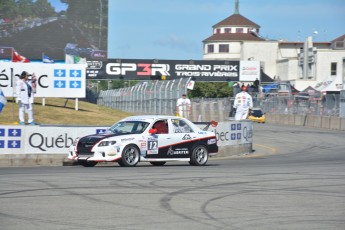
[253,93,340,116]
[87,80,341,122]
[96,78,191,115]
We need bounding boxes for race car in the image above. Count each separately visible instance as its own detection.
[68,115,218,167]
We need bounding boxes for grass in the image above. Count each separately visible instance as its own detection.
[0,97,132,126]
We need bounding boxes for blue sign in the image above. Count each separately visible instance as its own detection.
[70,81,81,88]
[7,140,21,148]
[0,140,4,148]
[70,69,81,77]
[8,129,21,137]
[54,80,66,88]
[96,129,107,134]
[0,128,5,137]
[54,69,66,77]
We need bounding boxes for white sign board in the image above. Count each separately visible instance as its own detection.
[239,61,260,82]
[0,62,86,98]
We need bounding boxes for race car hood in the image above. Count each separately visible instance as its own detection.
[77,132,131,153]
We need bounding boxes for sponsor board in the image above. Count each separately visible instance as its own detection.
[0,63,86,98]
[86,59,260,82]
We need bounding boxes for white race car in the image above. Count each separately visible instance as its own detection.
[68,115,218,167]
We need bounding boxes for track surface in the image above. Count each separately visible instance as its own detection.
[0,123,344,230]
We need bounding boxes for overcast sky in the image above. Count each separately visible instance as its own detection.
[107,0,345,60]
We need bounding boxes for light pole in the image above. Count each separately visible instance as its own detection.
[98,0,103,49]
[97,80,100,92]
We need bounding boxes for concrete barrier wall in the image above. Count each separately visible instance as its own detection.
[265,114,345,131]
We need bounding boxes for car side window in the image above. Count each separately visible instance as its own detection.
[152,120,169,134]
[172,119,193,133]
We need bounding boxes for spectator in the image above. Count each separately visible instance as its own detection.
[16,71,35,125]
[233,82,241,96]
[176,94,191,118]
[233,86,253,120]
[253,78,260,89]
[0,87,7,113]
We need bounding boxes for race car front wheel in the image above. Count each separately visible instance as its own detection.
[119,145,140,167]
[190,145,208,166]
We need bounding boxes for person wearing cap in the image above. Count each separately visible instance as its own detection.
[16,71,35,125]
[233,85,253,120]
[176,93,191,118]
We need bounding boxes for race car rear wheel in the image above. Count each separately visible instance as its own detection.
[150,161,166,166]
[190,145,208,166]
[78,160,98,167]
[119,145,140,167]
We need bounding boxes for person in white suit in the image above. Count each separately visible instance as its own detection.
[233,86,253,120]
[176,94,191,118]
[16,71,35,125]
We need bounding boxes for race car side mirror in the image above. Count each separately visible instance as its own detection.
[149,128,158,134]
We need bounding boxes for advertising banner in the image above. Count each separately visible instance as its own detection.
[86,59,260,82]
[0,63,86,98]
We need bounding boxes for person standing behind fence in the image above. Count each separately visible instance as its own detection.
[176,94,191,118]
[16,71,35,125]
[233,86,253,120]
[233,82,241,97]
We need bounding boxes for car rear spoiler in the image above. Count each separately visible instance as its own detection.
[193,120,218,131]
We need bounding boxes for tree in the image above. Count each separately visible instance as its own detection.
[189,82,233,98]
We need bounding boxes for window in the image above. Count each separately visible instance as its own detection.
[172,119,193,133]
[207,44,214,53]
[236,28,243,33]
[331,62,337,76]
[216,28,220,34]
[224,28,231,33]
[219,44,229,53]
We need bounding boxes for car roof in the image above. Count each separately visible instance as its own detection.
[121,115,186,122]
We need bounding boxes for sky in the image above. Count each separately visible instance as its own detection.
[48,0,345,60]
[107,0,345,60]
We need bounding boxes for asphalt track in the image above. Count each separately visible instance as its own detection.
[0,123,344,230]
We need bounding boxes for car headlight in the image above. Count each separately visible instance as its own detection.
[98,140,117,147]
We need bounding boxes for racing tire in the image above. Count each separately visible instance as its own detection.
[190,145,208,166]
[119,145,140,167]
[150,161,166,166]
[78,160,98,167]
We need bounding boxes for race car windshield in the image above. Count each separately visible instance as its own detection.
[109,121,150,134]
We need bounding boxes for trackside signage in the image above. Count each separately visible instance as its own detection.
[0,63,86,98]
[86,59,260,82]
[0,121,252,154]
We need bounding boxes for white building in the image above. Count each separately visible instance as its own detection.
[202,0,345,91]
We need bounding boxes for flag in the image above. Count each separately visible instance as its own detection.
[0,88,7,113]
[42,54,54,63]
[187,80,195,90]
[65,54,87,64]
[12,49,30,63]
[74,55,87,64]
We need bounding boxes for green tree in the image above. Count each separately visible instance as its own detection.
[0,0,17,19]
[33,0,56,18]
[189,82,233,98]
[16,0,34,18]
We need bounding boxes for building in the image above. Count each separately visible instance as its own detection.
[202,0,345,91]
